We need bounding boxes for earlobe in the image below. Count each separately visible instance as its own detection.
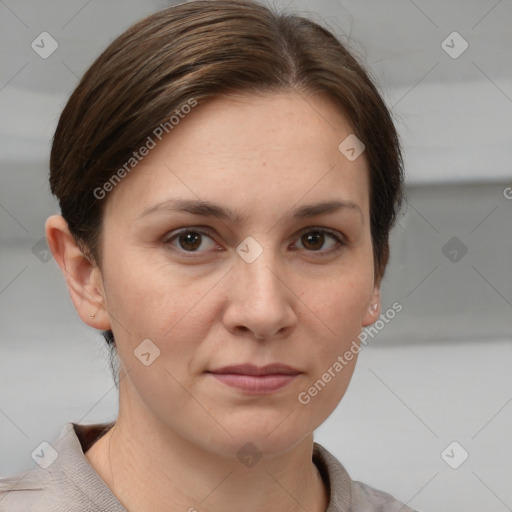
[45,215,111,330]
[361,286,381,327]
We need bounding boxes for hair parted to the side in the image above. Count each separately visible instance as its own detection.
[49,0,404,387]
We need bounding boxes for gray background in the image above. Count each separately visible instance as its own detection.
[1,1,511,511]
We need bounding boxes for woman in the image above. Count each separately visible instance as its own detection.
[0,0,415,510]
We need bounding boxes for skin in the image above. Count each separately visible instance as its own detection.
[46,90,382,512]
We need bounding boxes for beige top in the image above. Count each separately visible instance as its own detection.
[0,422,417,511]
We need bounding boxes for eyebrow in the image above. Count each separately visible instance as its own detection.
[136,198,363,224]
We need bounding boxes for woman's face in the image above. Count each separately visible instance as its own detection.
[94,91,380,456]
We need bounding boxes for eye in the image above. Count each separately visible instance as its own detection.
[293,228,345,253]
[163,226,345,257]
[163,228,219,255]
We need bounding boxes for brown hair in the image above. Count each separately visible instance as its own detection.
[49,0,404,384]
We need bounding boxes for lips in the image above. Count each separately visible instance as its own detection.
[209,363,300,376]
[207,364,301,393]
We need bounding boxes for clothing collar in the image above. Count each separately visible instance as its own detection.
[62,422,352,511]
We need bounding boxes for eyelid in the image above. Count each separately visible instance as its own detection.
[162,225,346,255]
[162,226,220,255]
[293,226,346,252]
[296,226,345,243]
[162,225,216,242]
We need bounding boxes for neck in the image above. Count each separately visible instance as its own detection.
[85,405,328,512]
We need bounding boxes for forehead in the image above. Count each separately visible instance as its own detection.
[104,91,370,222]
[176,91,356,155]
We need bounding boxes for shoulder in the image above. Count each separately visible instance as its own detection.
[0,422,123,512]
[350,480,418,512]
[313,442,419,512]
[0,465,52,512]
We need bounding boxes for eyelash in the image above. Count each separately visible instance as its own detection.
[162,226,346,257]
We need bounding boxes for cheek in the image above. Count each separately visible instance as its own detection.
[104,265,168,338]
[102,249,221,375]
[311,271,373,336]
[102,247,188,333]
[302,268,373,392]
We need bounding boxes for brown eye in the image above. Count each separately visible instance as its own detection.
[164,228,218,254]
[177,231,202,251]
[301,231,325,251]
[295,229,344,254]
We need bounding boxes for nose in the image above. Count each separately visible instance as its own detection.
[222,247,297,340]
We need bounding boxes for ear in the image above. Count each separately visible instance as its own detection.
[45,215,111,331]
[361,283,381,328]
